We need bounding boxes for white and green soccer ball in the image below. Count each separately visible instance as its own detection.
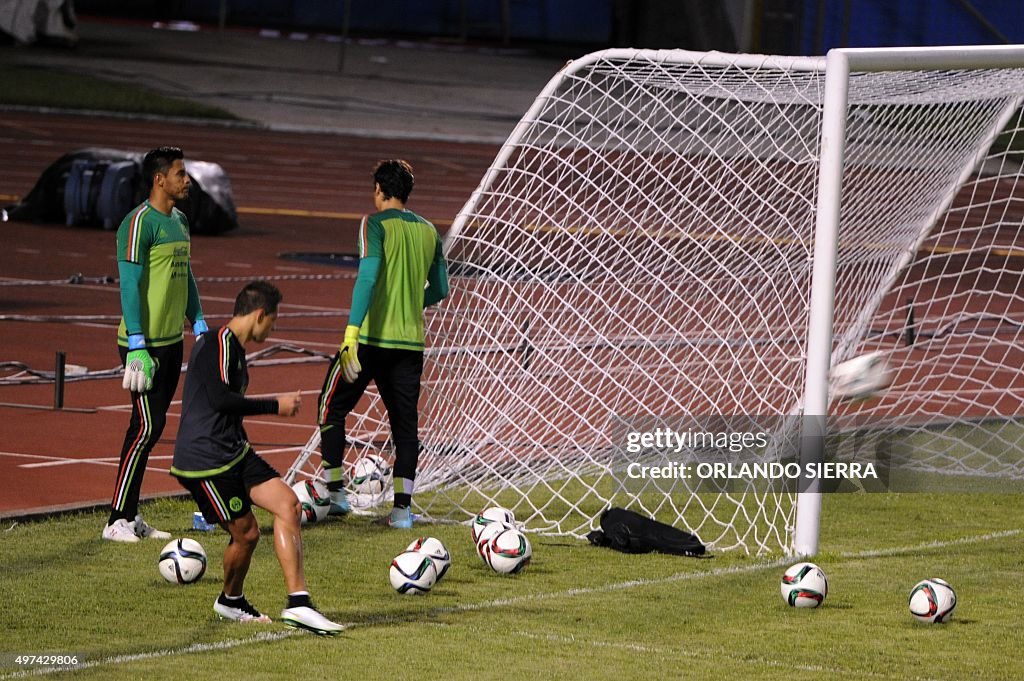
[481,527,532,575]
[389,550,437,595]
[291,478,330,524]
[780,562,828,608]
[470,506,516,544]
[909,578,957,623]
[350,454,392,495]
[407,536,451,582]
[830,351,893,401]
[474,520,511,563]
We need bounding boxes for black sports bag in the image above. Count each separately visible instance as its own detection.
[586,507,706,557]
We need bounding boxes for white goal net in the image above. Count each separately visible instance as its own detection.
[289,48,1024,554]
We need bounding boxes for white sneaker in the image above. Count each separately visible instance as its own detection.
[214,596,272,623]
[132,514,171,540]
[281,605,344,635]
[102,518,140,543]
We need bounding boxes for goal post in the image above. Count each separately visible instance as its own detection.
[794,45,1024,556]
[290,45,1024,555]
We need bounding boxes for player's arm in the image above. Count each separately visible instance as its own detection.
[117,215,154,392]
[424,235,449,308]
[338,216,384,382]
[185,264,208,336]
[197,335,280,417]
[118,260,145,339]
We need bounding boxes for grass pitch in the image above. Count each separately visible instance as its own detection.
[0,493,1021,680]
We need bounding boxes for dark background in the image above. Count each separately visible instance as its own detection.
[74,0,1024,55]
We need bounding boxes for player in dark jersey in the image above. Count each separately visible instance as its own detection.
[316,159,449,528]
[103,146,208,543]
[172,281,342,635]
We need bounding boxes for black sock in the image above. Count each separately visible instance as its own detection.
[394,494,411,509]
[218,592,243,604]
[287,592,312,609]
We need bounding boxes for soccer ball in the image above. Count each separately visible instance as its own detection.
[470,506,516,543]
[780,562,828,608]
[158,538,207,584]
[482,527,532,574]
[909,578,957,623]
[830,351,893,400]
[474,520,511,563]
[389,550,438,595]
[407,536,451,582]
[291,478,330,524]
[351,454,392,495]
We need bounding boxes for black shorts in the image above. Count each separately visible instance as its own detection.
[175,452,280,524]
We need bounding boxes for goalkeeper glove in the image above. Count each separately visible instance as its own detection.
[193,319,209,336]
[122,334,155,393]
[339,325,362,383]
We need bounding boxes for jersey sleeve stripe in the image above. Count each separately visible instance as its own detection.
[217,328,231,384]
[358,215,368,258]
[126,205,149,262]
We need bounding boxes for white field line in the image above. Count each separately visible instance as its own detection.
[0,528,1017,679]
[836,528,1022,559]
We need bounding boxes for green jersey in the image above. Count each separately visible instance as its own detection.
[357,208,444,351]
[116,201,199,347]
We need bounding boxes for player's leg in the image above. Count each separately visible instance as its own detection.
[222,510,260,599]
[373,347,424,528]
[175,471,271,623]
[104,342,182,542]
[248,470,343,635]
[248,476,305,592]
[315,350,373,514]
[216,510,271,623]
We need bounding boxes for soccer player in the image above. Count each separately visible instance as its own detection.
[171,281,343,635]
[317,159,449,528]
[103,146,208,543]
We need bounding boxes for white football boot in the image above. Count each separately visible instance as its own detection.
[281,605,344,635]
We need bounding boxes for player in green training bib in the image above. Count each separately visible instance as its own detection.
[102,147,208,543]
[316,159,449,528]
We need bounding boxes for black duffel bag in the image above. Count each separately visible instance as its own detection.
[587,507,706,557]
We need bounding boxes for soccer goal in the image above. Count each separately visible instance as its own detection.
[289,46,1024,554]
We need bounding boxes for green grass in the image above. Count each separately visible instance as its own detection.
[1,493,1022,680]
[0,65,238,119]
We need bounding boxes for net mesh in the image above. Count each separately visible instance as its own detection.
[289,50,1024,553]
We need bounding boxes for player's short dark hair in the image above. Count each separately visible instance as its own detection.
[142,146,185,187]
[373,159,415,203]
[234,280,282,316]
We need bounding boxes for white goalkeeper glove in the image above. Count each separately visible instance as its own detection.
[339,325,361,383]
[122,334,155,393]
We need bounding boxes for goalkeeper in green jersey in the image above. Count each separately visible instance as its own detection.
[102,146,208,543]
[316,159,449,528]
